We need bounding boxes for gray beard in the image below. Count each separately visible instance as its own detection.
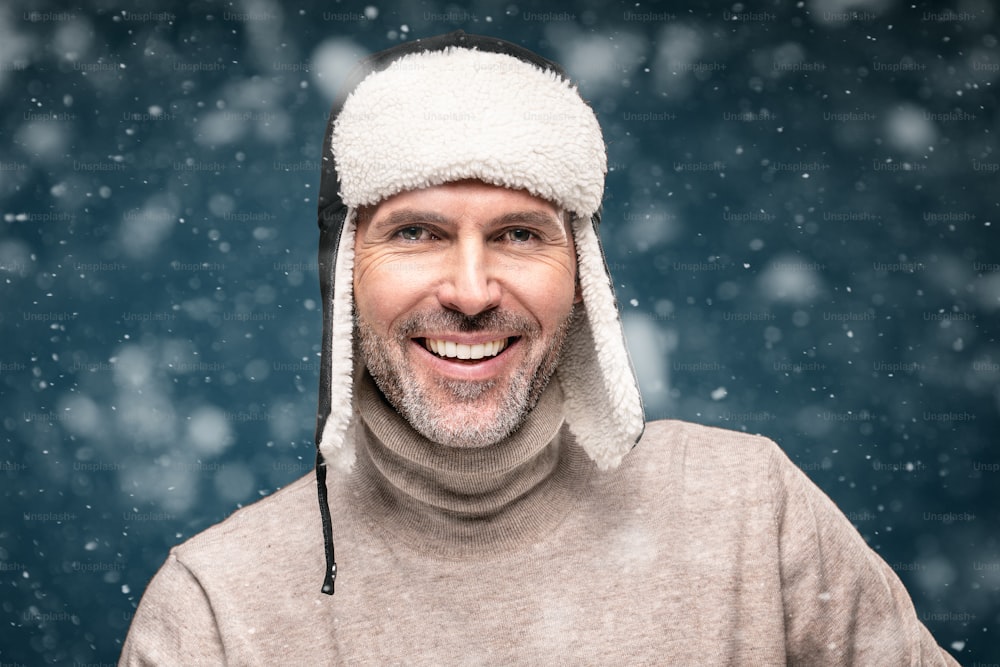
[356,306,577,448]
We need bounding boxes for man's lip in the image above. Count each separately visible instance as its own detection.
[411,333,521,345]
[410,336,521,379]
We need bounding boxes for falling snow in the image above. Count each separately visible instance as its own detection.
[1,1,994,665]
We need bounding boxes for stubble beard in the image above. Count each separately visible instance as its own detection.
[357,305,577,448]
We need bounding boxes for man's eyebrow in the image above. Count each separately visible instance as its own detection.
[370,209,451,230]
[488,210,566,235]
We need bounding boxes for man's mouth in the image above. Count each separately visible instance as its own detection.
[417,336,518,362]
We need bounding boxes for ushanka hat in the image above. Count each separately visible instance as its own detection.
[313,31,644,594]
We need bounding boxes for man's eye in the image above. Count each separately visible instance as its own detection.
[505,228,535,243]
[397,226,426,241]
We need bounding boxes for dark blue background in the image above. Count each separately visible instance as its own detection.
[1,0,996,663]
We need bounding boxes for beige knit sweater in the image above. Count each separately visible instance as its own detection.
[120,376,960,665]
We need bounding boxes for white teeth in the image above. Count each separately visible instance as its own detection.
[424,337,509,360]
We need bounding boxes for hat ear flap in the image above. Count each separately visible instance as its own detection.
[318,208,359,472]
[558,216,645,470]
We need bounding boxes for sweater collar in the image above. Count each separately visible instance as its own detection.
[351,371,591,557]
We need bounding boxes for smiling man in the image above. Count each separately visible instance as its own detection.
[353,182,579,449]
[120,31,960,665]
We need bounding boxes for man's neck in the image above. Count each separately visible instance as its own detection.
[348,371,593,557]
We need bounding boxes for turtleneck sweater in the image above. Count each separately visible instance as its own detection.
[349,370,589,560]
[120,374,959,666]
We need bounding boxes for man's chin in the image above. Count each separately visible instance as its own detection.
[435,376,499,402]
[413,417,517,449]
[399,384,526,448]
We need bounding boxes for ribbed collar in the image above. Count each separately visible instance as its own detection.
[350,372,592,558]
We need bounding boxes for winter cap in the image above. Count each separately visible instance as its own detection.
[331,47,605,217]
[314,31,645,593]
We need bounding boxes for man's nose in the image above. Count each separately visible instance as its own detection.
[436,239,502,316]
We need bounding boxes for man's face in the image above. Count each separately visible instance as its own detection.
[353,180,581,447]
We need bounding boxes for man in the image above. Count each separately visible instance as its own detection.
[120,31,959,665]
